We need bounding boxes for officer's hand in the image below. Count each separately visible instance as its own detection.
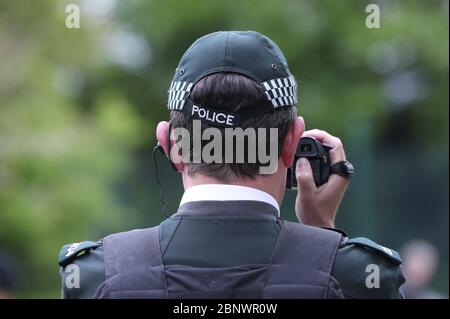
[295,129,350,228]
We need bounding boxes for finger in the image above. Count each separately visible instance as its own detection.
[302,129,340,147]
[326,173,350,193]
[296,157,317,197]
[302,129,346,164]
[319,174,350,209]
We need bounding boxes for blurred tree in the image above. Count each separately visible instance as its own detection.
[0,0,146,297]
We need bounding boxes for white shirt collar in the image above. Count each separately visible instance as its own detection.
[180,184,280,216]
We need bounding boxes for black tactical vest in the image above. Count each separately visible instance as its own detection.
[94,220,343,299]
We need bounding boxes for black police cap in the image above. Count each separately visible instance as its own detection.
[167,31,297,127]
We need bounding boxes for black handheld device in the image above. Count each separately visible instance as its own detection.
[286,137,332,189]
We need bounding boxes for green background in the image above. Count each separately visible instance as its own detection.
[0,0,448,297]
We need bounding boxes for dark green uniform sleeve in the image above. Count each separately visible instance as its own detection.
[58,241,105,299]
[331,237,405,299]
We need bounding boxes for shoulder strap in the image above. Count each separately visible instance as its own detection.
[265,221,342,297]
[58,241,101,267]
[346,237,402,265]
[102,227,162,279]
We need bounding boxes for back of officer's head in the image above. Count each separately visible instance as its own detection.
[170,73,297,181]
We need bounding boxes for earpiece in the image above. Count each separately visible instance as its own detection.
[155,141,164,155]
[153,121,177,171]
[166,121,178,171]
[153,140,170,218]
[152,121,177,219]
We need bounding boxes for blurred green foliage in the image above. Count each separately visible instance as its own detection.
[0,0,448,297]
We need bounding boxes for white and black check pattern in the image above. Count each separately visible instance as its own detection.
[262,76,297,108]
[167,81,194,110]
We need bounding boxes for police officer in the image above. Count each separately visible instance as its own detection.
[58,31,405,299]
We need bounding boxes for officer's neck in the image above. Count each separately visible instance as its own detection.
[181,169,285,207]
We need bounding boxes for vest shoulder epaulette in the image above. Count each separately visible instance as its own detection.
[58,241,101,267]
[345,237,402,265]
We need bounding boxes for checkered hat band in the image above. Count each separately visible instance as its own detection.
[168,76,296,111]
[167,81,194,110]
[262,76,297,108]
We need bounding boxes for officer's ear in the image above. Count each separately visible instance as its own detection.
[156,121,184,172]
[281,116,304,168]
[156,121,170,156]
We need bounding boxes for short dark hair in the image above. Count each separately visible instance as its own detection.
[170,73,297,181]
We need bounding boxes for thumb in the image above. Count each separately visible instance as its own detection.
[296,157,316,196]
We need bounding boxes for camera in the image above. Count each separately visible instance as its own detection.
[286,137,332,189]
